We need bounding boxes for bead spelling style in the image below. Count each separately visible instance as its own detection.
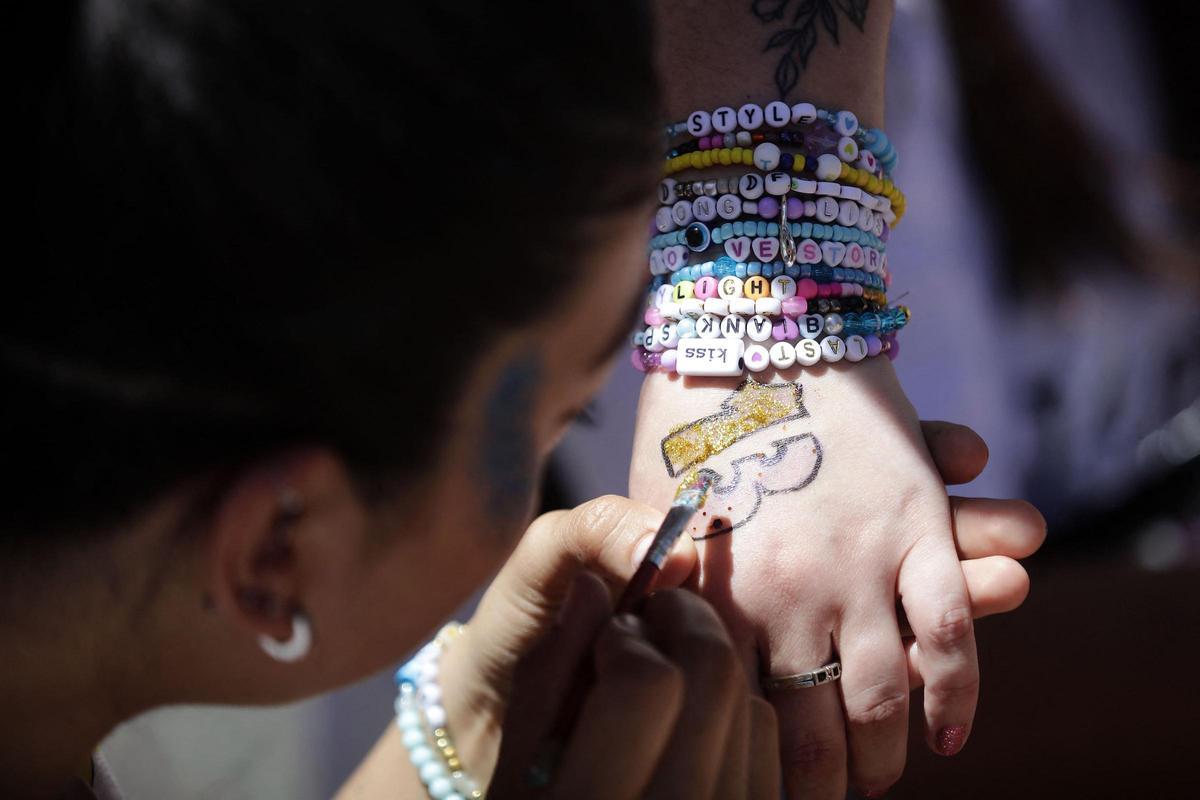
[650,218,887,253]
[664,101,899,178]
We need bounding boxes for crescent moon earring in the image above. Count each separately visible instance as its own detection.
[258,611,312,663]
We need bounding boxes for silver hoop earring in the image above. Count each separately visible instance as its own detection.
[258,612,312,663]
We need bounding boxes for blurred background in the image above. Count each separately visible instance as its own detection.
[99,0,1199,796]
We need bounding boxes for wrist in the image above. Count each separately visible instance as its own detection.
[437,626,503,788]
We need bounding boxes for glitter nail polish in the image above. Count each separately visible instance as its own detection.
[936,725,968,756]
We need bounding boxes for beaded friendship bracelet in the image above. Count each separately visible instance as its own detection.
[395,624,482,800]
[665,101,898,177]
[655,187,889,233]
[632,331,900,375]
[650,219,886,254]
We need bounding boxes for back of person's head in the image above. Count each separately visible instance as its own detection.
[8,0,660,548]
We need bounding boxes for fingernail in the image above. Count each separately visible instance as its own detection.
[936,725,968,756]
[611,612,640,633]
[862,790,890,799]
[631,533,654,568]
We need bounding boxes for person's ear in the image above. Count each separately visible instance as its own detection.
[205,449,369,662]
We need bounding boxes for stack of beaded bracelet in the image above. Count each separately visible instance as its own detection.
[634,99,909,377]
[395,623,482,800]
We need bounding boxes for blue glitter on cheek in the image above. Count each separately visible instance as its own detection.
[479,353,542,521]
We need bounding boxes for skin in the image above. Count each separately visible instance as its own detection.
[633,1,1041,796]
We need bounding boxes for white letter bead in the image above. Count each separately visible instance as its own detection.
[655,207,675,233]
[837,200,859,227]
[799,314,824,339]
[692,196,717,222]
[659,301,682,320]
[746,314,773,342]
[717,194,743,220]
[671,200,693,226]
[845,335,868,362]
[737,103,764,130]
[821,335,846,362]
[744,344,770,372]
[816,181,842,197]
[816,154,843,181]
[815,196,839,223]
[764,171,791,196]
[729,297,757,316]
[755,297,783,316]
[769,341,797,369]
[840,186,863,202]
[765,100,791,128]
[655,284,673,306]
[738,172,765,200]
[718,276,744,299]
[649,250,664,275]
[838,136,860,162]
[857,208,874,232]
[687,110,712,137]
[696,313,721,338]
[703,297,730,316]
[834,110,859,136]
[658,179,678,205]
[771,275,797,299]
[798,238,823,265]
[656,323,680,349]
[795,337,822,366]
[753,142,781,171]
[720,314,745,338]
[791,102,817,124]
[676,338,745,377]
[712,106,737,133]
[644,326,663,352]
[678,298,704,317]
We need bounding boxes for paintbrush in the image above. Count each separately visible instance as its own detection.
[615,470,715,613]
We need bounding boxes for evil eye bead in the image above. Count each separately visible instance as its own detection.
[765,100,791,128]
[686,110,713,137]
[684,222,711,252]
[753,142,781,171]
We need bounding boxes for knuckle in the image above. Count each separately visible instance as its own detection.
[927,603,973,650]
[927,671,980,702]
[780,732,841,771]
[844,683,908,727]
[681,629,741,686]
[566,495,640,561]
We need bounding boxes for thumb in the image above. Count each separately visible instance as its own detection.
[472,495,698,669]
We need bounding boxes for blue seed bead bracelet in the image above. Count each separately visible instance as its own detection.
[661,259,887,291]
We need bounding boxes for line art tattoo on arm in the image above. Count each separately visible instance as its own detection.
[751,0,870,98]
[660,380,824,540]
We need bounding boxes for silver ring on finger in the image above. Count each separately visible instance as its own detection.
[761,661,842,692]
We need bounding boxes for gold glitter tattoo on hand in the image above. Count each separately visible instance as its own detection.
[659,381,824,540]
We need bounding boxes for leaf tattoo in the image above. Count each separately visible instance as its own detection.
[752,0,870,98]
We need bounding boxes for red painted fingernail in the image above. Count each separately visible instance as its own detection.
[936,724,968,756]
